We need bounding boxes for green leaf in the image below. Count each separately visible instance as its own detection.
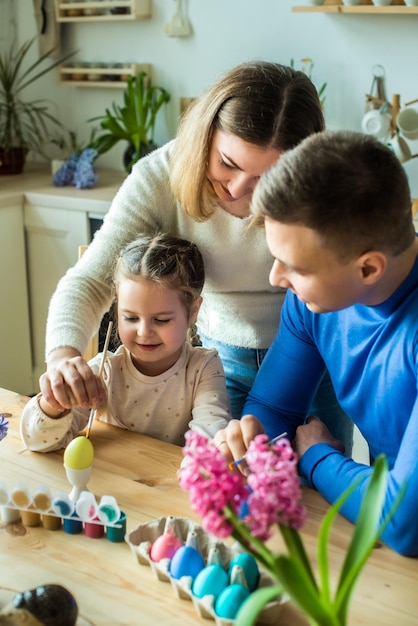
[279,524,318,590]
[234,585,283,626]
[316,478,359,605]
[335,456,390,622]
[0,37,76,151]
[274,556,337,625]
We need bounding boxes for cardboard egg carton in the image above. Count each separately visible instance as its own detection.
[125,516,287,626]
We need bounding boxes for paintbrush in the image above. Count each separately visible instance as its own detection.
[228,431,288,471]
[85,321,113,439]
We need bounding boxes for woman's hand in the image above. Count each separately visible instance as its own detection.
[40,347,106,412]
[213,414,266,472]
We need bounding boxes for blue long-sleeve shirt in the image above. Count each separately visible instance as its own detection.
[244,255,418,556]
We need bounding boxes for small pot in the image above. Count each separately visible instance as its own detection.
[0,147,27,175]
[123,142,158,173]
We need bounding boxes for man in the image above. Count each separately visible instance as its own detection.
[215,130,418,557]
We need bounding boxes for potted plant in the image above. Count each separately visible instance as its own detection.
[89,72,171,173]
[290,56,327,108]
[0,37,75,175]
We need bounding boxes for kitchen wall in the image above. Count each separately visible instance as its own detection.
[4,0,418,170]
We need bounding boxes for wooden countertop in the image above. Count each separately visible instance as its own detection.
[0,387,417,625]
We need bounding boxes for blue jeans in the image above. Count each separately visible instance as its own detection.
[200,334,353,456]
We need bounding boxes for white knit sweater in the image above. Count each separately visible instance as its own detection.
[45,141,285,358]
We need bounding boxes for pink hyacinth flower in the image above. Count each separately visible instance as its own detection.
[179,431,248,538]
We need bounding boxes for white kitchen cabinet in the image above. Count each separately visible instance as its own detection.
[0,203,34,395]
[24,203,90,384]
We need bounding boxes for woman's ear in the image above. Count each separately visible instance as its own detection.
[356,251,387,284]
[189,296,203,324]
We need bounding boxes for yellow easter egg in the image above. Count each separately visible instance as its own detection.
[63,436,94,470]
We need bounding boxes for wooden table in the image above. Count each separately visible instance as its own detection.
[0,388,417,625]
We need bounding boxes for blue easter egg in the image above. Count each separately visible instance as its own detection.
[169,545,204,580]
[228,553,260,591]
[215,584,250,619]
[192,564,228,600]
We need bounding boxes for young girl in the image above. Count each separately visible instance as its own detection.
[21,234,231,451]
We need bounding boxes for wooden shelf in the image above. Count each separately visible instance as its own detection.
[54,0,151,22]
[58,62,151,87]
[293,1,418,12]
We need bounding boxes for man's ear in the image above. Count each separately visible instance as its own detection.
[189,296,203,324]
[356,251,387,283]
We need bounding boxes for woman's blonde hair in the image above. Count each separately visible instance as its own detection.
[170,60,325,221]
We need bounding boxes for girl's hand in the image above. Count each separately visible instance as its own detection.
[213,414,266,472]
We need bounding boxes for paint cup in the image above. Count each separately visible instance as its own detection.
[63,512,83,535]
[75,491,98,522]
[97,495,120,525]
[20,509,42,527]
[1,507,21,523]
[85,517,105,538]
[32,486,52,512]
[106,511,127,543]
[397,107,418,140]
[10,482,32,508]
[10,483,40,525]
[51,492,75,518]
[42,514,62,530]
[0,481,19,523]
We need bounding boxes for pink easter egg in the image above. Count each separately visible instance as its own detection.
[150,533,183,562]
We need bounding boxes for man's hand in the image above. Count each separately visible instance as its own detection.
[294,415,345,457]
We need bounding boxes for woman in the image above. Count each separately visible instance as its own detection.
[41,60,352,452]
